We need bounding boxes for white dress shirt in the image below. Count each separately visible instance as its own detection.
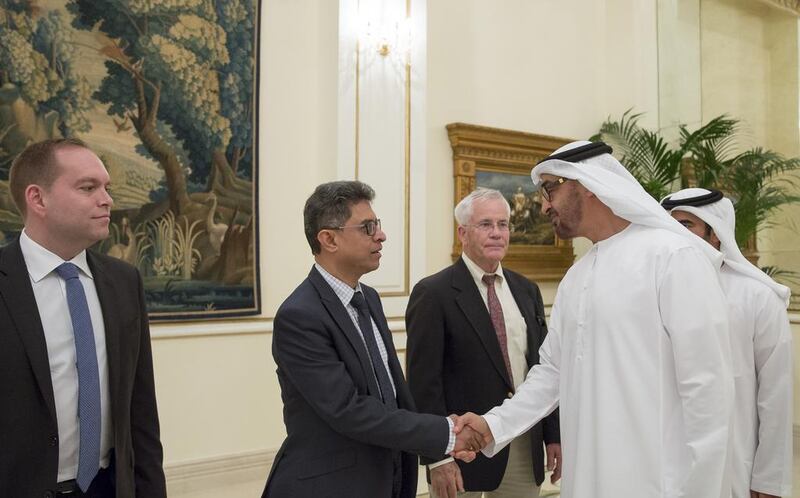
[20,231,112,482]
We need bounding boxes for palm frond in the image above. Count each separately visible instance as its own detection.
[594,112,800,242]
[761,266,800,286]
[679,115,738,153]
[595,108,646,162]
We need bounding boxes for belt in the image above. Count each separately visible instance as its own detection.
[55,479,80,496]
[55,464,112,496]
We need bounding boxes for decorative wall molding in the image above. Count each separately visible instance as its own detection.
[165,449,274,481]
[338,0,425,299]
[447,123,571,164]
[151,318,273,339]
[151,316,413,339]
[164,447,432,496]
[149,302,793,340]
[165,449,274,496]
[756,0,800,15]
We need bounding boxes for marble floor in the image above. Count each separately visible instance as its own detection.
[168,447,800,498]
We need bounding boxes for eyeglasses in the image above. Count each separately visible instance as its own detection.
[539,177,568,202]
[324,219,382,236]
[465,220,512,233]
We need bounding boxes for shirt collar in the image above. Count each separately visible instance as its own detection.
[19,230,93,283]
[461,252,504,284]
[314,263,363,308]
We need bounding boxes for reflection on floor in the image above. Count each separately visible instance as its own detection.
[167,442,800,498]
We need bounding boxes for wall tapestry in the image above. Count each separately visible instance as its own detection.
[0,0,261,320]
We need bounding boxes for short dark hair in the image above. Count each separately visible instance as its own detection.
[9,137,90,216]
[304,181,375,254]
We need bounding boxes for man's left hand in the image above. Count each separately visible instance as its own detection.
[546,443,562,484]
[430,461,464,498]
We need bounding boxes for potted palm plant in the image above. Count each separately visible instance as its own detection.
[592,109,800,252]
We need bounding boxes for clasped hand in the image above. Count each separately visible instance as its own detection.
[447,412,493,462]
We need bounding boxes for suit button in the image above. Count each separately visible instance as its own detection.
[49,435,58,447]
[507,392,513,398]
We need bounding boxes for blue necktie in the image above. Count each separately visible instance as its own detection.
[56,263,101,492]
[350,291,397,408]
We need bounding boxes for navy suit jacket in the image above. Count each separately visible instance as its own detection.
[406,258,560,490]
[263,266,449,498]
[0,239,166,498]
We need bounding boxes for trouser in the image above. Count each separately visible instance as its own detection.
[55,460,115,498]
[392,450,403,498]
[429,436,540,498]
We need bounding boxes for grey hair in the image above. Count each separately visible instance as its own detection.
[454,188,511,226]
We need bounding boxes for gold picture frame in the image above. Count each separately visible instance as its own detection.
[447,123,574,281]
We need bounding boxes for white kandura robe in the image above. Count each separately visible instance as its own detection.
[720,265,793,498]
[482,224,734,498]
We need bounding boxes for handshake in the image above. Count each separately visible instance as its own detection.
[447,412,494,462]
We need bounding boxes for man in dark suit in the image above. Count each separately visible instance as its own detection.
[406,188,561,498]
[263,181,482,498]
[0,138,166,498]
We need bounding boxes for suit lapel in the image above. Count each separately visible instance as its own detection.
[0,240,57,422]
[452,258,513,390]
[87,252,122,421]
[308,268,382,398]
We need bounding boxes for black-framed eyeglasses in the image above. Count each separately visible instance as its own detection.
[324,219,381,236]
[539,177,568,202]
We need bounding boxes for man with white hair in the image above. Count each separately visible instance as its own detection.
[661,188,793,498]
[453,141,735,498]
[407,188,560,498]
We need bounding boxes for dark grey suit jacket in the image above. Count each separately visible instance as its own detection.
[0,239,166,498]
[263,266,449,498]
[406,258,560,490]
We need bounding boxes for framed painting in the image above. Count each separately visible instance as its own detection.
[447,123,574,281]
[0,0,261,320]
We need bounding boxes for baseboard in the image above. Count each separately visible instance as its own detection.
[164,448,432,497]
[165,449,275,496]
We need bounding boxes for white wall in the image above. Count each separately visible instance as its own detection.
[151,1,800,496]
[425,0,660,296]
[699,0,800,290]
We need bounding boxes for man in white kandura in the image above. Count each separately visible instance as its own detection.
[662,188,793,498]
[453,141,735,498]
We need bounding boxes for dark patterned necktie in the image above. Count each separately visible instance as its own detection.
[350,291,397,408]
[56,263,101,491]
[482,274,514,385]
